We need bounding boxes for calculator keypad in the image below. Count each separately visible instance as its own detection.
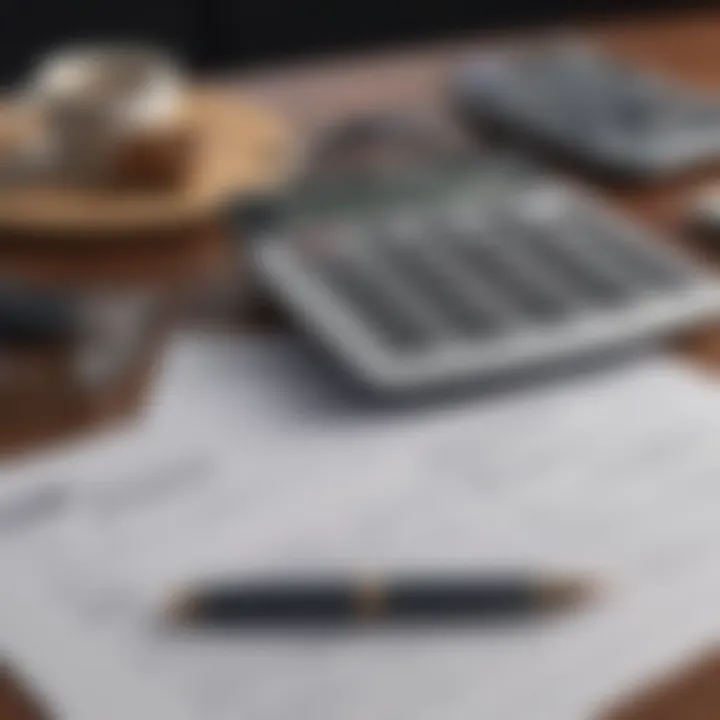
[257,162,720,393]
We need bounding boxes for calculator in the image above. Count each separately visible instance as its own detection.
[452,42,720,181]
[254,155,720,395]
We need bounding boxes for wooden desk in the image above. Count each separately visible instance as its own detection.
[6,9,720,718]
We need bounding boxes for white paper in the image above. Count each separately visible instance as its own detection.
[2,330,720,720]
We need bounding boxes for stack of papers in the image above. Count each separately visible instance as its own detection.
[2,331,720,719]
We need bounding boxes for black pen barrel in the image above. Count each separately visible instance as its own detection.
[169,575,592,626]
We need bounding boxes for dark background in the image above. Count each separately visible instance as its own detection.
[0,0,706,84]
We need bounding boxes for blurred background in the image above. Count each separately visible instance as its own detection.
[0,0,709,83]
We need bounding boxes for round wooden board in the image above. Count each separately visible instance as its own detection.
[0,85,294,239]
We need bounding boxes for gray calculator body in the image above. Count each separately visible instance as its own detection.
[453,43,720,180]
[254,158,720,395]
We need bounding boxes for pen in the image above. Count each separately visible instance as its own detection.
[166,574,597,626]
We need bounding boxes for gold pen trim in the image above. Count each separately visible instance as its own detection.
[354,579,389,618]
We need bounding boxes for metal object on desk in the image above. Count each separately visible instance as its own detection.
[0,284,161,438]
[452,40,720,182]
[73,290,161,391]
[255,151,720,396]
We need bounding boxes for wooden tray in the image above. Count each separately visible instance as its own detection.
[0,85,294,239]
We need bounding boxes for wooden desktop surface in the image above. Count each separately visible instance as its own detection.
[6,9,720,719]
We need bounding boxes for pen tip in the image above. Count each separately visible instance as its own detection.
[164,591,197,623]
[538,576,601,611]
